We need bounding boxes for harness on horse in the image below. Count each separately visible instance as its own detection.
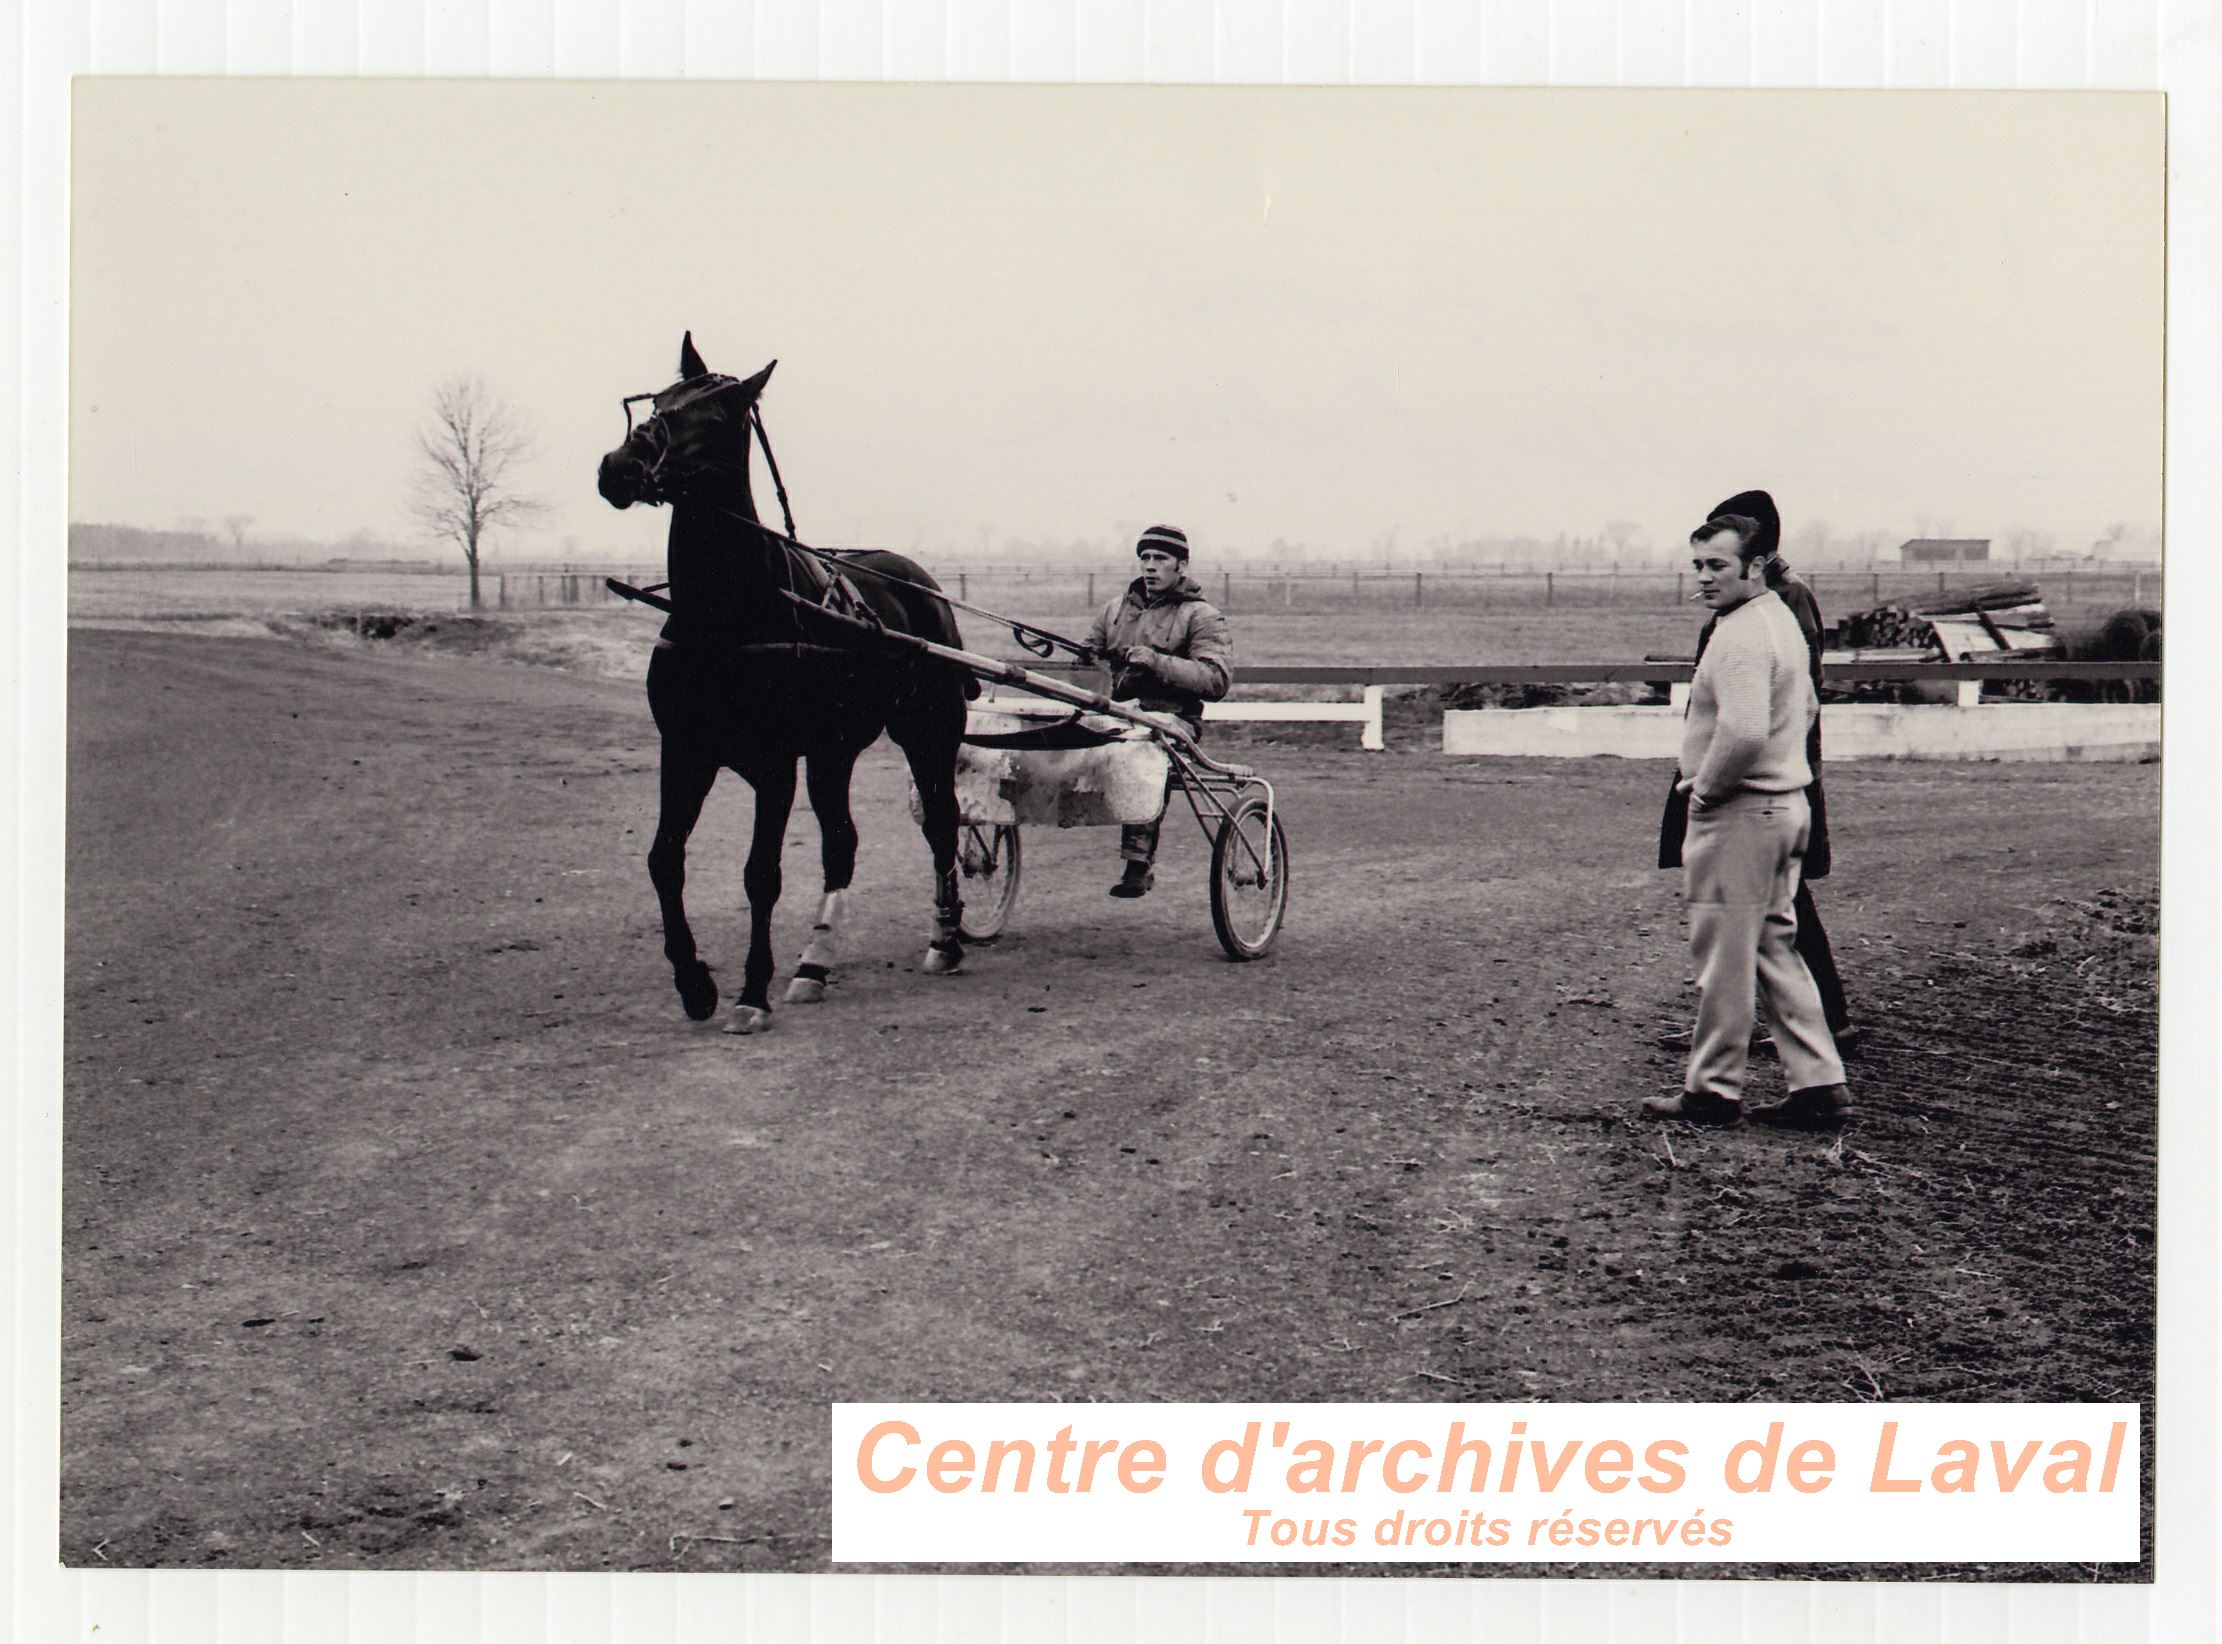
[605,388,1097,669]
[607,383,876,637]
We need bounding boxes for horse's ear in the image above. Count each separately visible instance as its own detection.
[739,359,778,398]
[679,332,708,380]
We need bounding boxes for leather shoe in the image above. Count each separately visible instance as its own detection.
[1108,866,1154,899]
[1750,1082,1853,1129]
[1641,1089,1744,1127]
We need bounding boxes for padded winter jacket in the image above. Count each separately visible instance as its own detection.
[1084,576,1235,721]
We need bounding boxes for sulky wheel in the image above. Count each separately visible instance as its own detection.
[956,823,1021,943]
[1209,795,1289,961]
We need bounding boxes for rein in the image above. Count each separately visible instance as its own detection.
[721,504,1097,665]
[612,383,1099,666]
[749,405,798,540]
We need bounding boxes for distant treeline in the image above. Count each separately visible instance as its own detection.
[69,519,2161,573]
[69,521,419,564]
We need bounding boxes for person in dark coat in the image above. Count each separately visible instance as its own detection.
[1659,489,1861,1050]
[1083,525,1234,898]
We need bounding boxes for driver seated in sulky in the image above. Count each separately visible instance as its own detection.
[1083,525,1235,898]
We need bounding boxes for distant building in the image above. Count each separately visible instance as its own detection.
[1899,538,1991,564]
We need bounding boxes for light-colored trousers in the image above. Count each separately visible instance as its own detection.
[1683,789,1845,1102]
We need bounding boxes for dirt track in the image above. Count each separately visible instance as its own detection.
[62,629,2157,1575]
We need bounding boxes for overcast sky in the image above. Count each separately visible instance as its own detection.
[72,81,2161,560]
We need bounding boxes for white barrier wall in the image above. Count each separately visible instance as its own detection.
[984,687,1388,750]
[1206,686,1385,751]
[1441,702,2161,763]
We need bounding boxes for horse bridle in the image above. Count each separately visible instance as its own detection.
[618,376,798,538]
[616,386,692,505]
[616,374,830,640]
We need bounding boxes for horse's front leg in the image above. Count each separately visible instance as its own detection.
[647,745,721,1021]
[785,749,862,1005]
[725,761,799,1035]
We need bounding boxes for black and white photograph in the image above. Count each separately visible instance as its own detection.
[54,70,2175,1597]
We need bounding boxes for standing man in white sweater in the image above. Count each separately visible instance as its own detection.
[1645,514,1852,1129]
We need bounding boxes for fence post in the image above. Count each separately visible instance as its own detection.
[1546,572,1555,608]
[1086,572,1095,607]
[1938,571,1947,595]
[1361,685,1385,752]
[1224,571,1232,611]
[1414,572,1424,608]
[959,573,968,600]
[2133,569,2145,607]
[1675,571,1683,603]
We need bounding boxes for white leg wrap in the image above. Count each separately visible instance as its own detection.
[798,890,848,972]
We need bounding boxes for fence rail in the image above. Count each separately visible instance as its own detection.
[67,560,2163,620]
[490,566,2159,616]
[1163,661,2159,751]
[1033,660,2161,687]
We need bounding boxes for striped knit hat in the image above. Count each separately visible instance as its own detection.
[1136,524,1190,561]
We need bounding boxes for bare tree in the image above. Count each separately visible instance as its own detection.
[223,513,254,554]
[411,376,542,608]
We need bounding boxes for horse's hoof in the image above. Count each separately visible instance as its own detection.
[922,944,964,976]
[785,976,827,1005]
[676,965,719,1021]
[722,1005,774,1036]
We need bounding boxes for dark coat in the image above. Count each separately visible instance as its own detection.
[1658,572,1832,878]
[1083,576,1234,721]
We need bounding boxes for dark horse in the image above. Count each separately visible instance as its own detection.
[597,333,973,1033]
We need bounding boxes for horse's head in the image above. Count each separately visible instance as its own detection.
[598,332,776,509]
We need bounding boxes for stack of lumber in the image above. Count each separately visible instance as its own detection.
[1828,581,2057,657]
